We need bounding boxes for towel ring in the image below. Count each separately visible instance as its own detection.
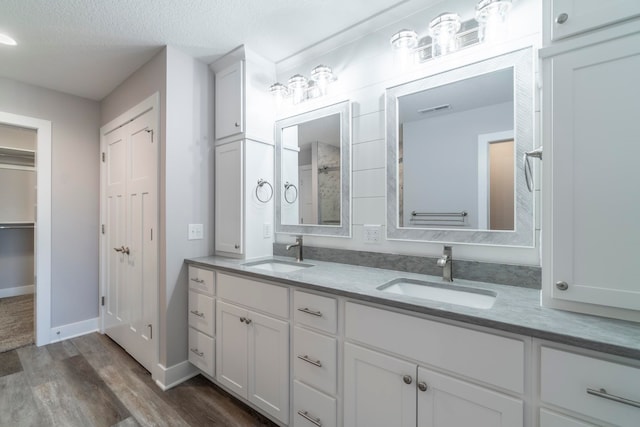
[256,179,273,203]
[284,182,298,204]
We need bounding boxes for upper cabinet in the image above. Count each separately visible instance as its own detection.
[210,46,275,145]
[215,61,243,140]
[545,0,640,43]
[541,5,640,322]
[211,46,276,258]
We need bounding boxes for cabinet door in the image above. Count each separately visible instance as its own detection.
[540,409,598,427]
[549,0,640,41]
[214,141,243,254]
[546,33,640,311]
[344,343,417,427]
[215,300,248,398]
[417,366,523,427]
[247,310,289,424]
[215,61,243,140]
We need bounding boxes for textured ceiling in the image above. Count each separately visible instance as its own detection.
[0,0,427,100]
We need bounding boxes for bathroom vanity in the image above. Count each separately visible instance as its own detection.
[185,256,640,427]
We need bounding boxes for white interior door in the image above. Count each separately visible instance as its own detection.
[103,104,158,373]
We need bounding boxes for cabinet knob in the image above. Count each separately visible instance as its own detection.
[245,318,252,325]
[556,281,569,291]
[239,317,246,323]
[403,375,413,385]
[418,381,428,392]
[556,13,568,24]
[234,244,240,249]
[234,122,240,127]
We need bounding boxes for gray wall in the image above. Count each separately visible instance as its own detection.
[100,46,214,368]
[0,77,101,326]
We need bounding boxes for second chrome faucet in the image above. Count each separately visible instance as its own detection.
[437,245,453,282]
[286,235,304,262]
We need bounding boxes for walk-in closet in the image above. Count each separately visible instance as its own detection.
[0,123,36,352]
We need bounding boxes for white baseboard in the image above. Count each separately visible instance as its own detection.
[49,317,99,344]
[0,285,35,299]
[154,360,199,391]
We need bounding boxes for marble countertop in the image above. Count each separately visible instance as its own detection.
[186,255,640,360]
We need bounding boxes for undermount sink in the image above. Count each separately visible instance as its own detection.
[377,278,497,309]
[243,259,314,273]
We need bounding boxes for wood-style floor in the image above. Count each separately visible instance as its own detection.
[0,294,34,353]
[0,333,278,427]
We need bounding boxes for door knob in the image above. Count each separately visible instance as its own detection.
[556,281,569,291]
[123,246,130,255]
[113,247,124,253]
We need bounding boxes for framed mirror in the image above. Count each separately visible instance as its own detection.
[386,47,534,246]
[275,100,351,237]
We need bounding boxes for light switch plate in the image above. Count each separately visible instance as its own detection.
[263,223,272,238]
[188,224,204,240]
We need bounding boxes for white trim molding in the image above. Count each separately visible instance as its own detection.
[154,360,199,391]
[0,285,35,299]
[0,111,52,347]
[49,317,99,343]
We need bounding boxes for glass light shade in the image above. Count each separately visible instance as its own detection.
[429,13,461,57]
[390,29,419,50]
[310,65,335,96]
[288,74,308,105]
[476,0,512,43]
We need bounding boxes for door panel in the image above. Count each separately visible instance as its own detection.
[104,106,158,373]
[216,300,249,397]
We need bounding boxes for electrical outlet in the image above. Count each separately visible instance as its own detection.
[188,224,204,240]
[363,224,382,243]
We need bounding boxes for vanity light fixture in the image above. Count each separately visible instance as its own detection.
[270,65,337,106]
[390,0,512,63]
[476,0,512,43]
[0,33,17,46]
[429,13,462,57]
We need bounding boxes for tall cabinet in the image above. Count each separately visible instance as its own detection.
[541,1,640,323]
[210,46,276,259]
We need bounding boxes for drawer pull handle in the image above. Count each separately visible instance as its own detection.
[297,307,323,317]
[190,348,204,357]
[297,354,322,367]
[587,388,640,409]
[297,410,322,427]
[190,278,205,284]
[190,310,205,318]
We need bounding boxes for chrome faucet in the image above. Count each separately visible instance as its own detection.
[286,235,304,262]
[437,246,453,282]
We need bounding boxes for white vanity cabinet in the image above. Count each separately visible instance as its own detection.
[343,302,525,427]
[538,346,640,427]
[211,46,276,259]
[545,0,640,42]
[187,266,215,377]
[215,273,290,424]
[541,6,640,321]
[292,290,339,427]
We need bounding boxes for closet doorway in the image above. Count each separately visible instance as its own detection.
[0,124,36,352]
[0,112,52,348]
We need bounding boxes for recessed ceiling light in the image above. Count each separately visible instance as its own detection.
[0,34,17,46]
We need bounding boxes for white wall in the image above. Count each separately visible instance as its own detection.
[403,101,513,228]
[100,46,213,368]
[274,0,541,266]
[0,77,100,325]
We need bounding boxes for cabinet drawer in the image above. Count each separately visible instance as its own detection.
[188,266,215,295]
[345,302,525,393]
[293,326,337,395]
[188,291,214,336]
[188,327,215,377]
[548,0,640,42]
[293,380,337,427]
[218,273,288,318]
[540,347,640,427]
[293,290,337,334]
[540,409,598,427]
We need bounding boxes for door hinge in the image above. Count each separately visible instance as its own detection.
[101,152,106,162]
[101,296,105,306]
[101,224,105,234]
